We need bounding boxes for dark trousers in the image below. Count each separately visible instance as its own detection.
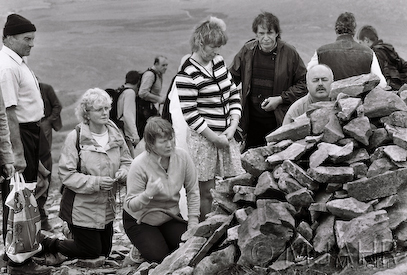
[122,210,186,263]
[245,115,277,151]
[56,222,113,259]
[38,123,52,220]
[2,123,40,265]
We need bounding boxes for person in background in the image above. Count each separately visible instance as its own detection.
[174,16,245,221]
[0,13,52,275]
[38,82,62,231]
[123,117,200,263]
[307,12,387,88]
[283,64,334,125]
[42,88,132,262]
[137,55,168,137]
[357,25,407,90]
[117,71,141,157]
[229,11,307,151]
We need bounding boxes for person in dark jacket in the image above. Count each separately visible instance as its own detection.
[357,25,407,90]
[38,82,62,231]
[229,11,307,151]
[307,12,386,89]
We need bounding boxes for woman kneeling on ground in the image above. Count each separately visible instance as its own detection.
[123,117,200,263]
[43,88,132,261]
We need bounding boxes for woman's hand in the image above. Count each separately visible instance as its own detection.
[145,178,164,198]
[100,177,115,191]
[213,134,229,149]
[114,170,127,183]
[222,126,237,140]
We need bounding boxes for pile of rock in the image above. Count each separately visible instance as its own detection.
[140,74,407,274]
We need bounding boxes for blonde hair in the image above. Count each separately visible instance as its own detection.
[190,16,228,52]
[75,88,112,124]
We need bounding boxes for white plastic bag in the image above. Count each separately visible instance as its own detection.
[5,172,42,263]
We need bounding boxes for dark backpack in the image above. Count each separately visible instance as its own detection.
[136,68,159,137]
[105,86,127,131]
[137,68,157,92]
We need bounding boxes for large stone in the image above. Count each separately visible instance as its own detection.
[322,113,345,143]
[290,233,313,258]
[394,222,407,248]
[343,116,372,146]
[193,245,236,275]
[383,145,407,162]
[313,214,336,253]
[241,148,273,177]
[329,73,380,100]
[364,86,407,118]
[297,221,313,242]
[181,214,230,241]
[381,111,407,128]
[388,179,407,229]
[237,200,295,267]
[346,168,407,201]
[282,160,318,190]
[374,195,398,211]
[307,102,336,135]
[368,128,391,151]
[150,236,207,275]
[386,125,407,150]
[265,115,311,143]
[309,142,339,168]
[328,142,354,164]
[277,173,303,194]
[326,197,373,219]
[266,141,309,165]
[335,210,393,258]
[285,188,314,208]
[307,166,354,184]
[261,140,293,157]
[350,162,368,179]
[254,171,280,196]
[232,186,256,203]
[343,148,370,165]
[337,97,362,121]
[367,158,397,178]
[210,189,239,214]
[215,173,255,194]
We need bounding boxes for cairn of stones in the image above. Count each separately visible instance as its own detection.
[137,73,407,275]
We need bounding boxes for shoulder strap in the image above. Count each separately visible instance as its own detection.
[147,68,158,86]
[75,125,81,172]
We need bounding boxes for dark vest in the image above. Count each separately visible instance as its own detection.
[317,34,372,81]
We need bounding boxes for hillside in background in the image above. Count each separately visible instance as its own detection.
[1,0,407,164]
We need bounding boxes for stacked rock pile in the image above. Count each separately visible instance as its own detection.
[138,73,407,275]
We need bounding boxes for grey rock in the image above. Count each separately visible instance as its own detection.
[326,197,373,219]
[335,210,393,258]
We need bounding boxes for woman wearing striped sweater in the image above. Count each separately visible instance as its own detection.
[174,16,245,221]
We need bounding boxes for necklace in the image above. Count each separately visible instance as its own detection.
[190,56,213,77]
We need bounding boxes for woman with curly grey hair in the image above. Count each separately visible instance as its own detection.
[42,88,132,262]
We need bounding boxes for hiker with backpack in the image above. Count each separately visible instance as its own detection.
[115,71,141,158]
[41,88,132,263]
[137,55,168,138]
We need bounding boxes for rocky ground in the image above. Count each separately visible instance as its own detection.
[0,177,140,275]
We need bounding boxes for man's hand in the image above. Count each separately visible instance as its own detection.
[2,164,14,180]
[261,96,283,112]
